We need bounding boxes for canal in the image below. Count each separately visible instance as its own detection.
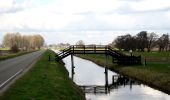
[63,56,170,100]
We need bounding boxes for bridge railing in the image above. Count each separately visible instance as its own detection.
[69,45,110,54]
[70,45,108,50]
[57,46,71,56]
[55,45,141,65]
[57,45,126,56]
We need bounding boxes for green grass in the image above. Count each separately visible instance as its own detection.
[0,50,85,100]
[0,51,36,61]
[0,48,10,50]
[133,51,170,58]
[76,52,170,94]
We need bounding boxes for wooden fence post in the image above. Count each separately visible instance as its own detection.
[144,59,147,66]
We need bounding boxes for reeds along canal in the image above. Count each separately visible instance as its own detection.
[63,56,170,100]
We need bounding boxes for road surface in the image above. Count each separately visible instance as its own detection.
[0,51,44,89]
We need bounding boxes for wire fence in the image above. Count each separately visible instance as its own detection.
[142,57,170,66]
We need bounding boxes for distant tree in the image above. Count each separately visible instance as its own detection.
[157,34,169,51]
[114,36,122,50]
[108,42,115,48]
[3,33,44,51]
[136,31,148,52]
[146,32,158,52]
[76,40,85,46]
[3,33,21,52]
[114,34,137,51]
[112,31,170,52]
[33,34,44,49]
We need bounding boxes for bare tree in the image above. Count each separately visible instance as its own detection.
[3,33,45,52]
[146,32,158,52]
[136,31,148,52]
[114,34,137,51]
[157,34,169,51]
[76,40,85,46]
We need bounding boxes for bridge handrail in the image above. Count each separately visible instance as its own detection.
[57,46,71,56]
[55,45,141,65]
[107,46,123,56]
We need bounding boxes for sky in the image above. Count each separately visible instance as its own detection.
[0,0,170,45]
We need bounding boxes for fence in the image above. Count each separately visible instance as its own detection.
[142,57,170,66]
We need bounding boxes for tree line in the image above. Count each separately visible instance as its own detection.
[2,33,44,52]
[112,31,169,52]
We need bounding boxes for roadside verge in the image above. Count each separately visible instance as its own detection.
[0,51,37,61]
[0,50,85,100]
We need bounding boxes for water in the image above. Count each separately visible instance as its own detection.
[63,56,170,100]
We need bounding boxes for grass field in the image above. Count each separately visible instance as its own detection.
[76,51,170,94]
[0,50,85,100]
[0,48,10,50]
[0,51,36,61]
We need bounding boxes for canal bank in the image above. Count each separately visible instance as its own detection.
[0,50,85,100]
[76,54,170,95]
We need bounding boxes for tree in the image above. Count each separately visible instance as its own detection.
[3,33,21,52]
[76,40,85,46]
[136,31,148,52]
[2,33,45,51]
[146,32,158,52]
[157,34,169,51]
[114,34,137,51]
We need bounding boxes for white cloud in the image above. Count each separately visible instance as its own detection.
[0,0,170,44]
[0,0,33,14]
[131,0,170,11]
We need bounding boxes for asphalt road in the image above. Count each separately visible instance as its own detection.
[0,51,44,89]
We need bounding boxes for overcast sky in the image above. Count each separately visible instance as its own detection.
[0,0,170,45]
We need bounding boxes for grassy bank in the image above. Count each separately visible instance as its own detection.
[0,48,10,50]
[76,53,170,94]
[0,51,37,61]
[0,50,85,100]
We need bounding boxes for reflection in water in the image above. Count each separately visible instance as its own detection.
[63,56,170,100]
[79,75,141,94]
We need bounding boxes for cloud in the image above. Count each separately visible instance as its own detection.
[117,5,170,14]
[60,14,112,31]
[0,0,170,44]
[0,0,33,14]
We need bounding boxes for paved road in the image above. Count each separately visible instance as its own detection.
[0,51,44,89]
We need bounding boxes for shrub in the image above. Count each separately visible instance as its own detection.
[11,45,19,53]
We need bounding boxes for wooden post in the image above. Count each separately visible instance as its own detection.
[84,45,85,53]
[112,75,114,84]
[94,87,96,94]
[105,46,107,53]
[73,46,74,54]
[130,80,132,90]
[105,54,108,87]
[144,59,147,66]
[71,54,75,80]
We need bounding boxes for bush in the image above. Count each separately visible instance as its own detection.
[11,45,19,53]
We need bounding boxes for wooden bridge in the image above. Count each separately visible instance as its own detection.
[53,45,141,93]
[55,45,141,65]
